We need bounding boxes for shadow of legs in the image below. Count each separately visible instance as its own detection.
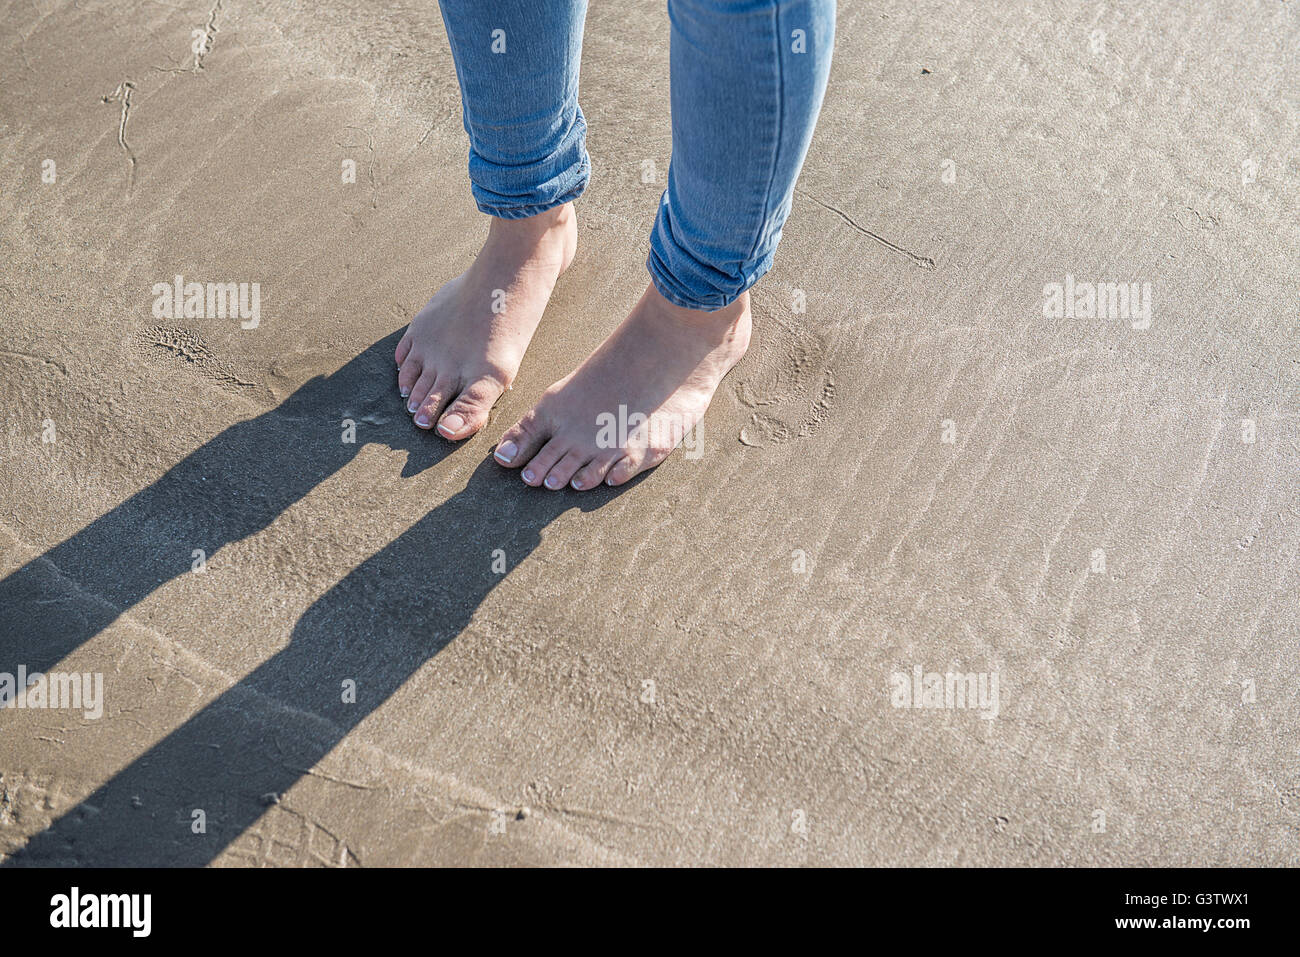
[1,331,447,675]
[5,458,617,865]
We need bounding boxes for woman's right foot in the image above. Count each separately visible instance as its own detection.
[396,202,577,439]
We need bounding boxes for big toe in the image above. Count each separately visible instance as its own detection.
[436,374,507,441]
[494,409,550,469]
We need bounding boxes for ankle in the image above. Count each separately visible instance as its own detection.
[485,203,576,272]
[488,203,574,243]
[644,284,751,338]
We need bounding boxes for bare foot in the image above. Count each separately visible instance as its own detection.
[396,203,577,439]
[493,284,751,489]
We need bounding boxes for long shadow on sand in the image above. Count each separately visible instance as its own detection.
[2,331,616,865]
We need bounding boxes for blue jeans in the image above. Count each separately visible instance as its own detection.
[437,0,835,311]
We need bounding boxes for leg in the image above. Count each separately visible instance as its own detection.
[496,0,835,488]
[398,0,589,440]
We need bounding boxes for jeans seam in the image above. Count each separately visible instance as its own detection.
[743,1,785,266]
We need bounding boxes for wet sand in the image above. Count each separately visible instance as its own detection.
[1,0,1297,865]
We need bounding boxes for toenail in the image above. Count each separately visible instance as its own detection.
[544,475,561,489]
[407,402,418,414]
[570,478,583,489]
[400,387,410,398]
[414,412,430,428]
[522,468,535,483]
[495,441,518,464]
[438,413,464,437]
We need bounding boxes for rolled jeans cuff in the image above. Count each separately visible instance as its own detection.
[470,154,591,220]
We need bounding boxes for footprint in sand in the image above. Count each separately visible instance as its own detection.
[733,320,837,448]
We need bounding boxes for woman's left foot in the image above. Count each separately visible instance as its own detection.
[494,284,751,489]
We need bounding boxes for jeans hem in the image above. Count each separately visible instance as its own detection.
[646,256,747,313]
[472,164,590,221]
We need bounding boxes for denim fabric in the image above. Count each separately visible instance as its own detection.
[437,0,834,309]
[438,0,591,219]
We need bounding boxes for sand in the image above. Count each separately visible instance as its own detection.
[0,0,1297,866]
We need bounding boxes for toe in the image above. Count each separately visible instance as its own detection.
[520,438,567,487]
[570,455,617,490]
[437,375,506,441]
[395,333,413,369]
[397,355,423,399]
[606,439,678,485]
[605,453,643,487]
[413,377,454,429]
[542,450,587,490]
[407,369,438,416]
[494,410,548,469]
